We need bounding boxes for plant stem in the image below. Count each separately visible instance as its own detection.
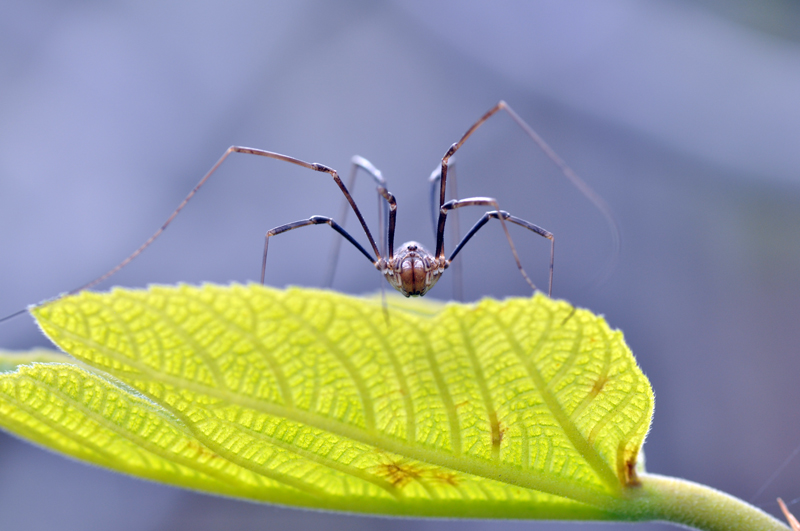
[621,473,789,530]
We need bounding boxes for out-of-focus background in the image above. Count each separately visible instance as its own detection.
[1,1,799,529]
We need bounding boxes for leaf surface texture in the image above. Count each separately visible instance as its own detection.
[0,285,653,518]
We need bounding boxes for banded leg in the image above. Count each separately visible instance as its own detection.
[449,210,554,297]
[68,146,381,296]
[434,101,619,288]
[439,197,539,294]
[325,155,392,287]
[262,216,376,284]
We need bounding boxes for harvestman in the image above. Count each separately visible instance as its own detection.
[0,101,618,324]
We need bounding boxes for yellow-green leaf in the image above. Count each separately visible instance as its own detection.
[0,285,653,519]
[0,348,68,372]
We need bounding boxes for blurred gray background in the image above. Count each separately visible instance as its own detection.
[1,1,800,530]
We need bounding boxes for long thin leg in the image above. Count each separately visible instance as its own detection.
[429,157,462,300]
[324,155,389,287]
[449,210,554,297]
[67,146,381,297]
[439,197,538,294]
[429,158,456,237]
[262,215,376,284]
[376,186,397,260]
[778,499,800,531]
[435,101,620,287]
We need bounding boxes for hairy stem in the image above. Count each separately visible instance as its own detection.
[620,473,788,530]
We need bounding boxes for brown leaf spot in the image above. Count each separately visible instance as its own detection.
[589,374,609,398]
[374,459,423,488]
[492,419,506,448]
[185,440,222,461]
[624,457,640,486]
[432,471,460,487]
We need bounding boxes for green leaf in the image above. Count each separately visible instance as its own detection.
[0,285,653,519]
[0,348,69,372]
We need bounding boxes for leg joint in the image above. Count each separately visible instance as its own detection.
[311,162,334,173]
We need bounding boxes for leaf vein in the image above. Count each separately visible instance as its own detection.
[126,293,229,390]
[190,292,293,407]
[351,302,416,442]
[215,415,402,499]
[40,300,624,509]
[282,303,376,431]
[489,310,620,492]
[166,406,331,499]
[406,319,461,456]
[457,317,501,462]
